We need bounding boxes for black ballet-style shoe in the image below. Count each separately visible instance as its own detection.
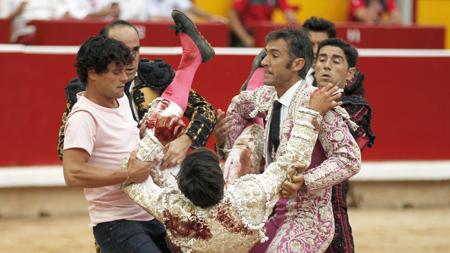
[171,9,215,63]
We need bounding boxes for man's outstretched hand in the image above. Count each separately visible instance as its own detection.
[309,83,343,115]
[161,134,192,169]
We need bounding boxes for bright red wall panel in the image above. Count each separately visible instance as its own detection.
[0,50,449,166]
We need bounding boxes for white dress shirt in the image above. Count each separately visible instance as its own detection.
[273,79,305,131]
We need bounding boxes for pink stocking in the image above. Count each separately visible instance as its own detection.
[246,67,264,91]
[161,33,201,112]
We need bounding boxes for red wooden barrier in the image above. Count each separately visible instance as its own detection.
[249,22,445,49]
[0,47,449,166]
[1,20,444,49]
[0,19,11,43]
[28,19,229,47]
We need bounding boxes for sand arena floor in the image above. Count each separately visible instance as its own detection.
[1,208,449,253]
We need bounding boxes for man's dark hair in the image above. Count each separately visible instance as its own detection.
[75,35,133,83]
[266,28,313,79]
[302,16,336,38]
[99,20,139,38]
[178,148,224,208]
[317,38,358,67]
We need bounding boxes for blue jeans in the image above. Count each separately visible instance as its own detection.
[93,219,170,253]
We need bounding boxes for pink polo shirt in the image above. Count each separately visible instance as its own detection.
[64,94,152,226]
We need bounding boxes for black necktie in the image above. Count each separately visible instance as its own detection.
[269,100,282,155]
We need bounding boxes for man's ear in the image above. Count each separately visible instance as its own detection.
[291,58,305,72]
[346,67,356,81]
[87,68,97,81]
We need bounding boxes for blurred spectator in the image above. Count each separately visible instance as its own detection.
[0,0,67,43]
[302,16,336,60]
[228,0,297,47]
[144,0,227,23]
[349,0,401,24]
[63,0,120,20]
[116,0,148,21]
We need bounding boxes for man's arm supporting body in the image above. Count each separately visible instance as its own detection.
[63,110,151,188]
[161,89,216,168]
[304,109,361,192]
[123,107,320,224]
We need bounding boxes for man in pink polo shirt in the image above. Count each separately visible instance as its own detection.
[63,35,171,253]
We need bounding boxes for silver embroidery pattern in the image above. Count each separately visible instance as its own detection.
[123,106,320,253]
[222,123,265,185]
[304,109,361,191]
[266,85,361,253]
[226,86,275,151]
